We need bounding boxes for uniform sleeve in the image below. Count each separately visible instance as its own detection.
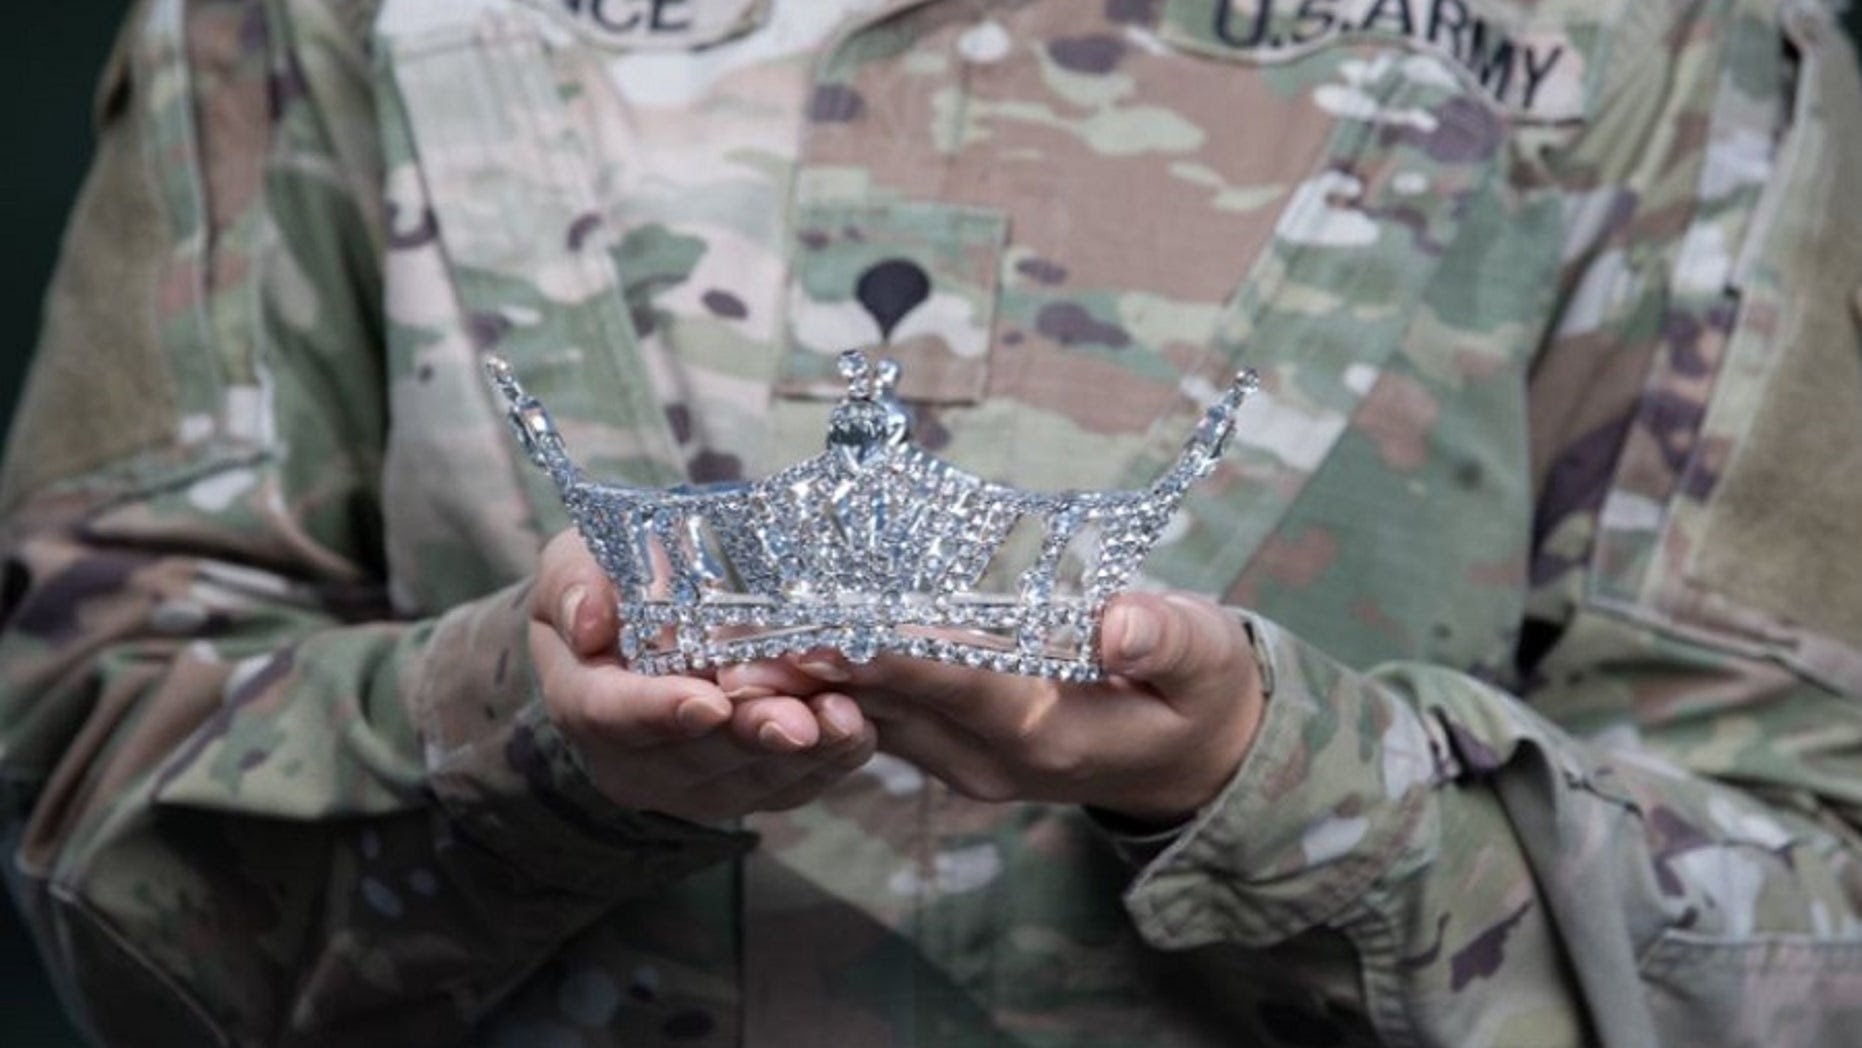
[1121,2,1862,1045]
[0,3,746,1044]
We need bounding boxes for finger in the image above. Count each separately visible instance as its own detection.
[729,694,823,753]
[723,689,874,754]
[716,657,831,700]
[755,733,879,811]
[1099,592,1254,709]
[853,656,1060,753]
[868,708,1017,804]
[745,698,879,797]
[856,666,1163,792]
[681,708,878,816]
[809,692,870,750]
[532,529,618,657]
[532,620,730,746]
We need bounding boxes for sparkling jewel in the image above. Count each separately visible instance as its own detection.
[486,350,1257,681]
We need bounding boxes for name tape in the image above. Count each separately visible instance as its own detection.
[1168,0,1590,120]
[519,0,767,49]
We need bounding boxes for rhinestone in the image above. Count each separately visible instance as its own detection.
[845,627,879,664]
[486,355,1258,680]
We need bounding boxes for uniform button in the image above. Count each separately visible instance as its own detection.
[958,20,1012,63]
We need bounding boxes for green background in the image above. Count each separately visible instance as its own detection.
[3,9,128,1046]
[2,4,1861,1046]
[6,6,128,438]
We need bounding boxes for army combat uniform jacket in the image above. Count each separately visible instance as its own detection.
[6,0,1862,1043]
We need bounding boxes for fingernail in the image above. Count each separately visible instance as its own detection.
[557,584,587,642]
[1110,603,1158,663]
[796,659,851,683]
[759,721,802,750]
[820,698,860,741]
[675,696,725,736]
[724,685,776,701]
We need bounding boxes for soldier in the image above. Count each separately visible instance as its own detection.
[4,0,1861,1044]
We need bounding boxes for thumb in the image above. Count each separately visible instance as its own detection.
[1100,592,1251,703]
[532,529,618,658]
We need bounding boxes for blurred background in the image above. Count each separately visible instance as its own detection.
[3,2,1861,1045]
[5,6,128,438]
[2,8,127,1042]
[4,9,129,1045]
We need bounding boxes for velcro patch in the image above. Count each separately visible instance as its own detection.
[1161,0,1591,121]
[517,0,768,50]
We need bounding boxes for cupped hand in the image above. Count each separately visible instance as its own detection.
[528,530,877,821]
[718,592,1267,825]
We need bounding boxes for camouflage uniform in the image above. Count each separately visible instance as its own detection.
[5,0,1862,1043]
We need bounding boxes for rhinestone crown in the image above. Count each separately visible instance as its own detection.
[488,351,1258,681]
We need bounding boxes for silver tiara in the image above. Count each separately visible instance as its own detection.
[488,351,1258,681]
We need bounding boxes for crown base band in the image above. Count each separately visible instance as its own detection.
[620,595,1106,681]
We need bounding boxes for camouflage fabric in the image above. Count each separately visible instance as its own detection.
[3,0,1862,1044]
